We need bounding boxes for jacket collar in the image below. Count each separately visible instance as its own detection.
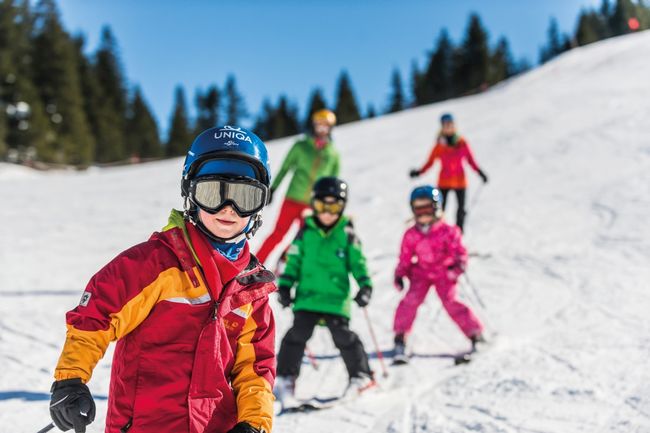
[158,209,276,306]
[305,214,349,236]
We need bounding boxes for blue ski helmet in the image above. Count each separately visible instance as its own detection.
[180,126,271,241]
[181,126,271,198]
[410,185,443,207]
[440,113,454,124]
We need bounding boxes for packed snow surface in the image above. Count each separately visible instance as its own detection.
[2,31,650,432]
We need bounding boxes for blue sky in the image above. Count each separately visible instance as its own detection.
[57,0,600,136]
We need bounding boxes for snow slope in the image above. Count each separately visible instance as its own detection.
[2,31,650,432]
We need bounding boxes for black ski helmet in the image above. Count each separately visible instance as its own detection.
[312,176,348,202]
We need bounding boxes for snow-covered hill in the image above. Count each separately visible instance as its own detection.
[2,31,650,432]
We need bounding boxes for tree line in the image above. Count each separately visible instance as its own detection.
[540,0,650,63]
[1,0,649,165]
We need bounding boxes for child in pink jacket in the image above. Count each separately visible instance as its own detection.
[392,185,484,362]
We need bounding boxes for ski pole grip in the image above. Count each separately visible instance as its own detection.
[36,422,56,433]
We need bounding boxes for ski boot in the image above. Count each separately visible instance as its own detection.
[470,333,486,352]
[274,375,300,410]
[343,373,376,399]
[393,333,408,365]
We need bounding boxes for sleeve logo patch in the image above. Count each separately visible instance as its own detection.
[79,291,92,307]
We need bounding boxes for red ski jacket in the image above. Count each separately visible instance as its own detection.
[418,135,481,189]
[54,211,277,433]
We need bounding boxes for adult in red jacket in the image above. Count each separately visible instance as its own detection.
[49,127,277,433]
[409,113,488,232]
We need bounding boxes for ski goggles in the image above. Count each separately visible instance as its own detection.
[312,198,345,215]
[188,175,268,217]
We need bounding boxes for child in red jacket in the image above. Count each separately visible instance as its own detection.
[410,113,488,231]
[49,127,276,433]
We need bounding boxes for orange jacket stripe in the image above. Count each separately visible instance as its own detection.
[55,265,209,382]
[231,302,275,432]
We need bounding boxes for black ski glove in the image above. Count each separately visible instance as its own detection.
[50,378,96,433]
[477,169,488,184]
[278,285,293,308]
[394,275,405,291]
[409,169,420,179]
[227,422,261,433]
[354,286,372,307]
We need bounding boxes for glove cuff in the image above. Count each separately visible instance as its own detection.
[51,378,84,392]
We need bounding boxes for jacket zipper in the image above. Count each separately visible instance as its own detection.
[212,301,220,321]
[120,418,133,433]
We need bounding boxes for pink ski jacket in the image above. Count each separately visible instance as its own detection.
[395,220,467,281]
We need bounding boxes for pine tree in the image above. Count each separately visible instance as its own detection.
[166,86,192,157]
[539,18,570,64]
[638,0,650,30]
[386,68,405,113]
[252,98,274,141]
[303,88,327,131]
[71,34,103,157]
[271,95,300,139]
[126,87,161,159]
[32,0,94,164]
[576,10,608,46]
[334,70,361,125]
[366,103,376,118]
[0,108,6,157]
[223,75,247,126]
[0,0,50,160]
[453,14,490,95]
[92,26,128,162]
[195,85,220,134]
[410,60,425,106]
[422,29,456,103]
[609,0,637,36]
[488,36,516,84]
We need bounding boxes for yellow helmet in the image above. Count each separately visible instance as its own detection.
[311,109,337,126]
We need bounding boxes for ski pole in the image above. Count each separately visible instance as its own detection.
[459,273,495,334]
[467,182,485,213]
[36,423,55,433]
[304,346,319,370]
[462,273,486,309]
[362,307,389,378]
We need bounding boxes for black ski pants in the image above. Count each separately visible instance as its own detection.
[276,310,371,379]
[440,188,466,232]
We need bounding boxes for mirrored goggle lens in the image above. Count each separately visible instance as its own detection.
[313,199,344,214]
[194,180,265,213]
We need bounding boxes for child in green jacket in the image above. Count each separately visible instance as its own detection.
[274,177,374,407]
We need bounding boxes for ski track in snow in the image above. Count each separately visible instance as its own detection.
[2,31,650,432]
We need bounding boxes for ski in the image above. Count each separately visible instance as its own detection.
[278,380,379,415]
[391,354,409,365]
[453,350,475,365]
[278,396,341,414]
[453,334,496,365]
[468,251,492,259]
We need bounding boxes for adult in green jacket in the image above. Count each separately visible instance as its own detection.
[273,177,375,408]
[256,109,340,264]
